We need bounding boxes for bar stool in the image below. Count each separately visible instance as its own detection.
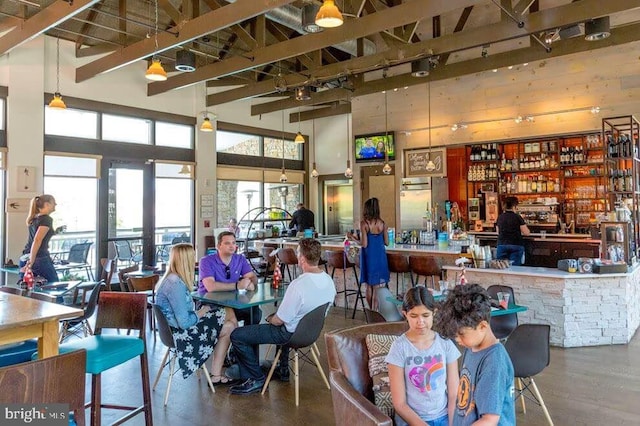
[325,250,364,319]
[386,252,414,297]
[277,248,299,283]
[408,255,442,289]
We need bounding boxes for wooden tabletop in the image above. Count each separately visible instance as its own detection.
[0,292,82,330]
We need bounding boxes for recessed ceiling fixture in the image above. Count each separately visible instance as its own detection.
[145,0,167,81]
[411,58,431,77]
[49,37,66,110]
[585,17,610,41]
[302,3,324,33]
[316,0,343,28]
[175,50,196,72]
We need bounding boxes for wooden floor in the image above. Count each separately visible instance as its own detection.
[92,304,640,426]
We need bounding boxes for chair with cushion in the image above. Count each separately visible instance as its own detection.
[325,249,364,319]
[0,350,87,426]
[128,275,160,334]
[505,324,554,426]
[408,255,442,289]
[386,252,413,297]
[486,285,518,339]
[57,292,153,426]
[0,341,39,367]
[118,265,139,292]
[276,248,299,283]
[59,282,104,343]
[374,286,403,322]
[325,322,408,426]
[100,258,116,291]
[261,303,331,406]
[151,304,215,406]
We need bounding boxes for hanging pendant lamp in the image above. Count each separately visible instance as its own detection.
[316,0,344,28]
[382,90,392,175]
[145,0,167,81]
[344,112,353,178]
[49,38,66,109]
[280,110,288,183]
[426,81,436,172]
[294,107,305,143]
[311,119,319,178]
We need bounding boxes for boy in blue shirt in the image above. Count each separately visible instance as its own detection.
[434,284,515,426]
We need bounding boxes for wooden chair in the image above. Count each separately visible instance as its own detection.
[276,248,299,283]
[128,275,160,334]
[261,303,331,406]
[58,292,153,426]
[28,291,57,303]
[100,258,116,291]
[118,265,139,292]
[0,350,87,426]
[408,255,442,289]
[386,252,414,296]
[151,304,215,406]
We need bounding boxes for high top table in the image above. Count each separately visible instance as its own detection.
[0,292,82,358]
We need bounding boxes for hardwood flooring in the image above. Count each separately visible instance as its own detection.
[93,304,640,425]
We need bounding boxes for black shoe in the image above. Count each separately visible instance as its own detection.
[229,378,266,395]
[273,366,290,383]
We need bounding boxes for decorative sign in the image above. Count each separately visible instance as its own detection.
[404,148,447,177]
[6,198,31,213]
[17,166,36,192]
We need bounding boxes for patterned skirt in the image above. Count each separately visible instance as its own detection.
[171,308,226,379]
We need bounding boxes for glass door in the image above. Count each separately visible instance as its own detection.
[99,159,155,269]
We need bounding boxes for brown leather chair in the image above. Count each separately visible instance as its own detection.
[325,250,364,319]
[276,248,299,283]
[386,252,414,297]
[326,322,408,426]
[408,255,442,289]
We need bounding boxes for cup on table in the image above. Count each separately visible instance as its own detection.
[497,292,510,309]
[237,288,247,295]
[540,230,547,239]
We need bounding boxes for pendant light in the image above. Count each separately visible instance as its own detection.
[145,0,167,81]
[382,90,392,175]
[344,112,353,179]
[294,107,305,143]
[280,110,288,183]
[316,0,344,29]
[200,81,215,132]
[426,81,436,172]
[311,118,319,178]
[48,38,66,109]
[179,164,191,174]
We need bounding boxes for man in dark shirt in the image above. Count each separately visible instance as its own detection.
[496,196,530,266]
[288,203,315,234]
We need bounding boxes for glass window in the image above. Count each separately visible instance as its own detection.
[44,108,98,139]
[217,180,261,229]
[102,114,151,144]
[264,183,302,214]
[156,122,193,148]
[155,162,193,178]
[216,131,260,156]
[155,177,193,258]
[264,137,301,160]
[44,155,99,177]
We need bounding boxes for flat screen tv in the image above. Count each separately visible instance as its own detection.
[354,132,395,163]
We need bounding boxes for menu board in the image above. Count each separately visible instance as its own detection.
[404,148,447,177]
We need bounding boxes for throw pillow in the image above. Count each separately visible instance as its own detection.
[365,333,400,418]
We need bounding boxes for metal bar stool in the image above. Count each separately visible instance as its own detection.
[276,248,299,283]
[408,255,442,289]
[325,250,364,319]
[386,252,414,297]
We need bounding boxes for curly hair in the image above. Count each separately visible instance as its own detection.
[433,284,491,340]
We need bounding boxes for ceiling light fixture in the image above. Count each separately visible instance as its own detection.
[543,29,560,45]
[514,115,523,124]
[200,114,214,132]
[145,0,167,81]
[295,86,311,101]
[525,115,535,123]
[382,87,392,175]
[280,109,288,183]
[175,50,196,72]
[591,106,601,114]
[295,107,305,143]
[311,119,319,178]
[302,3,324,33]
[345,108,353,179]
[48,37,66,109]
[315,0,343,29]
[411,58,431,77]
[179,164,191,175]
[585,16,611,41]
[481,45,489,58]
[426,81,435,172]
[451,123,468,132]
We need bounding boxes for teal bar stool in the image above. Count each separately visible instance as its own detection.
[57,292,153,426]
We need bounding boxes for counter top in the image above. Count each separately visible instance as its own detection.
[443,264,636,278]
[469,231,600,244]
[259,238,464,255]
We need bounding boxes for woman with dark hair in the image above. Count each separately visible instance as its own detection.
[20,194,65,283]
[386,286,460,426]
[348,197,390,309]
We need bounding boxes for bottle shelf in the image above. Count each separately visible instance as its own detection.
[563,174,606,179]
[500,167,560,174]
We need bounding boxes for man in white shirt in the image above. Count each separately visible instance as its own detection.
[229,238,336,395]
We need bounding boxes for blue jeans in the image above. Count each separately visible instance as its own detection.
[496,244,525,266]
[230,323,293,381]
[19,256,58,283]
[426,414,448,426]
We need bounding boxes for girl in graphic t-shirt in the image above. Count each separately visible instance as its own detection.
[386,287,461,426]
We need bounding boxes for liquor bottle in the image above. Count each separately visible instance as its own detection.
[24,268,34,291]
[626,169,633,193]
[272,257,281,289]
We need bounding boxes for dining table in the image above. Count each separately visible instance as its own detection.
[0,292,82,358]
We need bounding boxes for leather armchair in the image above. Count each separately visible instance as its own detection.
[325,322,408,426]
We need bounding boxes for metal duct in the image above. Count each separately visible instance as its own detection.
[226,1,376,57]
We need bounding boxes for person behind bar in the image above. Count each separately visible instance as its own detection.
[495,196,530,266]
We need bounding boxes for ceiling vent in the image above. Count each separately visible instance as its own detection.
[175,50,196,72]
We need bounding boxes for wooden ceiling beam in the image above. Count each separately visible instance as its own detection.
[148,0,472,96]
[75,0,296,83]
[252,87,352,116]
[0,0,101,55]
[201,0,257,50]
[514,0,538,16]
[158,0,181,27]
[290,103,352,122]
[212,0,638,108]
[256,20,640,114]
[74,2,101,50]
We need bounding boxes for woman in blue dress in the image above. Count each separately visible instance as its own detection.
[348,197,390,309]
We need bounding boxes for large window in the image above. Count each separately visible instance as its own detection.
[102,114,152,144]
[44,108,98,139]
[155,162,193,246]
[217,131,260,156]
[264,137,301,160]
[156,122,193,149]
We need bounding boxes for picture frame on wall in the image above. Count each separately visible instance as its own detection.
[404,148,447,178]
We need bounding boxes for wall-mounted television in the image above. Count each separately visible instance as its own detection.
[354,132,396,163]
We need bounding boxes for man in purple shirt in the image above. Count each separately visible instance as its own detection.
[198,231,261,325]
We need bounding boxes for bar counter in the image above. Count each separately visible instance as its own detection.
[443,264,640,348]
